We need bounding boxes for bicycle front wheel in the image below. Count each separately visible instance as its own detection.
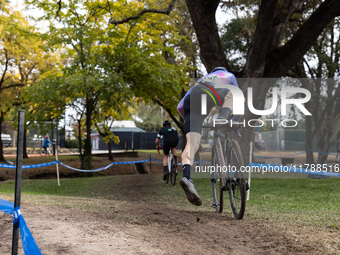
[170,157,176,186]
[211,146,223,213]
[227,139,246,219]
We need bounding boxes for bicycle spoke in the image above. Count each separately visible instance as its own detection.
[228,139,246,219]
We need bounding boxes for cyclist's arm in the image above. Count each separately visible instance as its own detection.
[155,137,160,148]
[156,130,162,148]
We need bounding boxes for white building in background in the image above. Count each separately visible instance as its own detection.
[1,134,12,147]
[91,120,145,150]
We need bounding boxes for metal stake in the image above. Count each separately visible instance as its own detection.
[12,110,25,255]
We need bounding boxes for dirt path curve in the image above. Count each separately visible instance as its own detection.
[0,175,323,255]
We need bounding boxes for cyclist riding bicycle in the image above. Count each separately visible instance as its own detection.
[42,135,53,155]
[155,120,179,183]
[177,67,244,206]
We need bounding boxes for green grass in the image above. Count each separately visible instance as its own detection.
[1,174,339,229]
[138,149,182,158]
[4,155,80,165]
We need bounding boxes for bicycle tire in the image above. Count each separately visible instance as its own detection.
[227,139,246,219]
[170,158,176,186]
[211,146,224,213]
[39,147,46,156]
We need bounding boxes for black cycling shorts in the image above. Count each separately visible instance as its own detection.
[184,85,229,135]
[163,134,179,155]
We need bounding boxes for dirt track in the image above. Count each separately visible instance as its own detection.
[1,151,339,254]
[0,173,332,255]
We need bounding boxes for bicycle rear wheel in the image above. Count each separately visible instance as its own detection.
[211,146,224,213]
[227,139,246,219]
[170,157,176,186]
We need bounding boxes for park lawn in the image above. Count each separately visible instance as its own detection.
[3,155,80,165]
[138,149,182,158]
[0,174,339,229]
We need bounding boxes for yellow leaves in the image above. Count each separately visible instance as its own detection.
[103,134,120,145]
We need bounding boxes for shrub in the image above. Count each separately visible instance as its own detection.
[65,139,79,148]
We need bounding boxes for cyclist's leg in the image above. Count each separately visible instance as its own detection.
[179,93,206,206]
[181,89,209,180]
[162,140,171,182]
[172,147,177,166]
[181,131,201,178]
[171,137,179,166]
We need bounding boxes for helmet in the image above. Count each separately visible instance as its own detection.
[163,120,171,127]
[45,136,48,138]
[211,67,227,73]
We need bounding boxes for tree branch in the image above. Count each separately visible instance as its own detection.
[244,0,278,77]
[56,0,62,18]
[266,0,340,77]
[0,51,10,88]
[109,0,177,25]
[0,83,25,93]
[155,100,184,133]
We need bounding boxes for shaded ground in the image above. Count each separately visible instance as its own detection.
[0,151,339,254]
[0,152,165,181]
[0,174,334,255]
[1,150,339,182]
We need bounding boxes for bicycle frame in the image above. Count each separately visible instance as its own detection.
[213,129,233,185]
[203,124,247,219]
[168,149,174,174]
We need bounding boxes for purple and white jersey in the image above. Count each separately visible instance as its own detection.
[177,69,239,120]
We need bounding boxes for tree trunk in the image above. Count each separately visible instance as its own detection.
[185,0,230,73]
[0,114,6,162]
[11,129,16,147]
[81,97,94,171]
[316,127,334,164]
[305,114,314,164]
[78,119,82,155]
[299,68,314,164]
[185,0,340,165]
[108,139,113,161]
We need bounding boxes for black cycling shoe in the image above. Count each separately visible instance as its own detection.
[179,177,202,206]
[246,181,250,190]
[163,173,169,184]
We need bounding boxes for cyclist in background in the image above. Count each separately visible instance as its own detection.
[177,67,243,206]
[42,135,53,155]
[155,120,179,183]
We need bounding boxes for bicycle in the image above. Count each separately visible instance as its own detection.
[39,144,53,156]
[203,123,247,219]
[158,146,177,186]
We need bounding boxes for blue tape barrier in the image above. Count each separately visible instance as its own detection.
[0,199,42,255]
[306,150,339,157]
[151,159,211,166]
[58,159,151,172]
[254,151,306,158]
[151,159,162,163]
[113,159,150,165]
[2,156,338,177]
[58,161,114,172]
[249,163,340,177]
[0,161,58,169]
[254,150,339,159]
